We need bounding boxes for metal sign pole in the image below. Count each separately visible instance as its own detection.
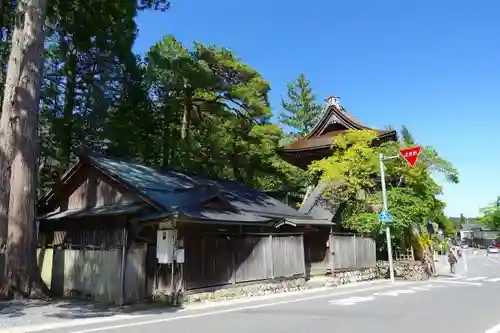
[379,153,395,283]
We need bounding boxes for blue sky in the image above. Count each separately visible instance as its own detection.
[134,0,500,218]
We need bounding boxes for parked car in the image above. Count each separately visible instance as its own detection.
[487,239,500,254]
[487,246,500,254]
[491,238,500,248]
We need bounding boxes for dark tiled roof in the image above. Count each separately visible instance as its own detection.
[87,154,329,225]
[461,223,487,230]
[279,99,397,153]
[282,129,396,152]
[181,207,271,223]
[298,181,338,222]
[39,203,144,220]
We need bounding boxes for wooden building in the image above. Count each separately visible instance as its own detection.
[278,96,397,169]
[37,154,331,304]
[277,96,398,275]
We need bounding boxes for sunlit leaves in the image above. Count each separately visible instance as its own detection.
[308,130,379,201]
[478,197,500,230]
[308,126,459,240]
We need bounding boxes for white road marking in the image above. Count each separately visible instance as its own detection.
[422,284,443,288]
[462,251,468,274]
[410,286,432,291]
[434,280,483,286]
[485,323,500,333]
[485,278,500,282]
[465,276,486,281]
[65,283,415,333]
[329,296,375,306]
[487,257,500,266]
[373,289,416,297]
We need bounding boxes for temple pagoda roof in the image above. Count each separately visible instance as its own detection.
[278,96,397,168]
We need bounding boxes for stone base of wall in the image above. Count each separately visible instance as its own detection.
[376,260,431,281]
[151,267,383,306]
[333,267,378,285]
[184,278,308,304]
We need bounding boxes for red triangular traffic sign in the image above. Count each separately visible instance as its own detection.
[399,146,423,168]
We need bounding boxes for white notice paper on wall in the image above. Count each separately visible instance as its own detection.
[175,248,185,263]
[157,229,175,264]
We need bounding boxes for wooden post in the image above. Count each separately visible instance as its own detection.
[330,228,335,276]
[231,236,236,284]
[170,216,177,304]
[353,234,357,268]
[301,234,306,278]
[201,237,205,283]
[119,224,128,306]
[269,235,274,279]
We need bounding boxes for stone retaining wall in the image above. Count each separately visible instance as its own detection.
[152,266,385,306]
[334,267,378,285]
[376,260,431,281]
[185,278,308,303]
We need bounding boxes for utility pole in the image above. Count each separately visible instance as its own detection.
[379,146,423,284]
[379,153,395,283]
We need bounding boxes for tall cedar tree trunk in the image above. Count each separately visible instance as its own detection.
[0,1,24,281]
[0,0,49,299]
[61,50,77,170]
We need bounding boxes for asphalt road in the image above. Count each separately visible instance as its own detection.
[37,249,500,333]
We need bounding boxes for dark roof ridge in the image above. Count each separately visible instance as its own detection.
[80,153,321,222]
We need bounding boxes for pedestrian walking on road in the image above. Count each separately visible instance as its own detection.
[448,249,458,274]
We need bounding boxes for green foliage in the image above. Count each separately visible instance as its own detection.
[0,0,456,240]
[308,130,379,202]
[279,73,322,137]
[308,126,460,245]
[434,212,457,237]
[416,234,432,251]
[25,7,308,198]
[478,197,500,230]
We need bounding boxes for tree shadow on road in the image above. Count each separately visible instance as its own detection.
[0,298,180,322]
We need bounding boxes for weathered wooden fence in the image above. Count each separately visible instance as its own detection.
[50,245,147,304]
[184,234,305,290]
[0,253,4,287]
[331,234,376,271]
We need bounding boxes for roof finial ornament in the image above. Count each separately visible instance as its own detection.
[325,96,340,107]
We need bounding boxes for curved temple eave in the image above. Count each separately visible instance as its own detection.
[278,130,398,169]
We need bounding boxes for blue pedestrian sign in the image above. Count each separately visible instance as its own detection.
[378,210,393,223]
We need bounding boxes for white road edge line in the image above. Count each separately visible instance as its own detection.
[487,257,500,266]
[433,280,483,286]
[65,283,416,333]
[373,289,417,297]
[486,278,500,282]
[329,296,375,306]
[410,287,430,291]
[485,323,500,333]
[465,277,486,281]
[0,279,391,333]
[462,252,468,274]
